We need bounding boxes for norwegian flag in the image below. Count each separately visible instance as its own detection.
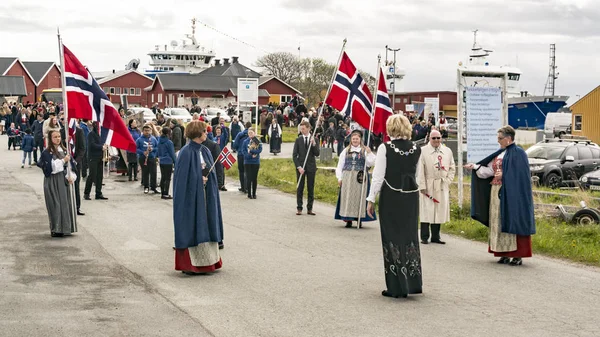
[68,118,77,155]
[374,68,393,140]
[325,52,373,130]
[63,45,136,152]
[217,147,237,170]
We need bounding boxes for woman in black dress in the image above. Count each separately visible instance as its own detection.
[367,114,422,298]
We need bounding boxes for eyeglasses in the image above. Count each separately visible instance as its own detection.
[431,137,441,140]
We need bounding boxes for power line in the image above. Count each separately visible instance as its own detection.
[195,19,270,54]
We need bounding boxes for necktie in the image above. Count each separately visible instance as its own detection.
[305,137,309,148]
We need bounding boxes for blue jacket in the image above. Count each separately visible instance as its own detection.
[80,122,90,138]
[128,127,141,153]
[157,136,176,166]
[206,131,214,142]
[21,134,34,152]
[241,137,262,164]
[233,129,249,154]
[136,135,158,159]
[214,127,229,150]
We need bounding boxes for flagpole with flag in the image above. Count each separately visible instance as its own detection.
[357,55,381,229]
[57,27,77,228]
[296,38,347,190]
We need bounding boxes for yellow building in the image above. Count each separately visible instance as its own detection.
[570,85,600,144]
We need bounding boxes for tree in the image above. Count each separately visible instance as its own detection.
[253,52,303,84]
[296,58,336,106]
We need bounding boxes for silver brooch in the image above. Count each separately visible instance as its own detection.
[389,142,417,156]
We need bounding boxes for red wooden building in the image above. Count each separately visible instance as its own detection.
[0,57,36,103]
[22,61,61,101]
[97,70,154,108]
[391,91,458,118]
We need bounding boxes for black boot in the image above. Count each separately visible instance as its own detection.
[430,224,446,244]
[420,222,430,244]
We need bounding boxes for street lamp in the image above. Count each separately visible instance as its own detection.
[386,45,401,113]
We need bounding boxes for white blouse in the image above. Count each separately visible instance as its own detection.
[51,149,77,180]
[335,146,376,181]
[366,140,422,203]
[474,151,505,179]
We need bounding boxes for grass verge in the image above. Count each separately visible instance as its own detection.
[226,158,600,267]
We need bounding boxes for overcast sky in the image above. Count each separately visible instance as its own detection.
[2,0,598,105]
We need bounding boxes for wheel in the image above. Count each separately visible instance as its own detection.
[572,209,600,225]
[558,132,566,139]
[545,172,562,189]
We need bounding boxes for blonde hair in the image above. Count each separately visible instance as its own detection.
[386,114,412,139]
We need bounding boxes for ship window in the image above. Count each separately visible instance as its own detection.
[516,104,527,109]
[508,73,520,81]
[574,115,582,131]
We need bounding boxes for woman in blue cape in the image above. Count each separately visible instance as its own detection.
[173,121,224,274]
[465,125,535,266]
[334,129,377,228]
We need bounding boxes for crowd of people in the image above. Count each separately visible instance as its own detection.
[5,96,536,299]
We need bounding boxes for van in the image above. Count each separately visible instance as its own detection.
[544,112,572,138]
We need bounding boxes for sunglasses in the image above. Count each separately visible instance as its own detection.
[431,137,441,140]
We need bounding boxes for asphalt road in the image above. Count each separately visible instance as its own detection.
[1,135,599,337]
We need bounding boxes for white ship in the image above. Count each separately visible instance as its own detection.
[145,18,216,77]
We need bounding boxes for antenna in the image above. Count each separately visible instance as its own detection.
[472,29,479,48]
[544,44,558,96]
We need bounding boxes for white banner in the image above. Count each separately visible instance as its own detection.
[237,78,259,103]
[466,87,503,163]
[424,97,439,126]
[405,104,414,112]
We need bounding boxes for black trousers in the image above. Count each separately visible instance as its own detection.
[81,152,88,178]
[244,163,259,197]
[296,170,315,211]
[139,157,157,189]
[7,137,16,149]
[33,136,43,162]
[128,162,138,180]
[84,158,103,197]
[237,155,246,191]
[160,164,173,196]
[216,161,225,188]
[74,162,82,210]
[336,141,344,156]
[420,222,441,241]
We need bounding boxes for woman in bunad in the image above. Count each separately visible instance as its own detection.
[173,121,224,274]
[38,130,77,237]
[334,129,376,228]
[267,118,282,155]
[367,114,423,299]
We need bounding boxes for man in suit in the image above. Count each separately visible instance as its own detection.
[73,122,87,215]
[293,120,320,215]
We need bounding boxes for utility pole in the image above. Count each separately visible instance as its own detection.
[386,45,401,112]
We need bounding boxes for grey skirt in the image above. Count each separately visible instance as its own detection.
[44,173,77,235]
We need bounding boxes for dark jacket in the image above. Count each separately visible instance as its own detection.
[157,136,176,166]
[31,120,44,139]
[201,139,219,164]
[292,134,320,173]
[171,126,182,152]
[21,134,34,152]
[87,127,104,160]
[74,128,86,164]
[241,137,262,164]
[233,129,249,154]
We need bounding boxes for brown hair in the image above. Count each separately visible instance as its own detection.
[46,130,66,156]
[185,120,205,139]
[497,125,516,140]
[300,121,311,129]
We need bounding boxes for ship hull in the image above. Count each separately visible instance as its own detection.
[507,96,568,129]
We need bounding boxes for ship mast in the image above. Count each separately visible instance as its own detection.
[544,44,558,96]
[186,18,198,46]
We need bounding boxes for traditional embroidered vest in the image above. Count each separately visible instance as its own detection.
[343,148,366,171]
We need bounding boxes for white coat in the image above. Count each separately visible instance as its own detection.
[417,143,456,224]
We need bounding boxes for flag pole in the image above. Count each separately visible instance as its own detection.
[296,38,347,189]
[357,55,381,229]
[57,27,78,227]
[206,146,227,175]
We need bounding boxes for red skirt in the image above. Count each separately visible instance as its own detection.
[489,235,532,258]
[175,248,222,273]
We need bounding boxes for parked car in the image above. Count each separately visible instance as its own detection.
[128,107,156,124]
[579,169,600,191]
[205,108,231,123]
[544,112,572,139]
[164,107,192,124]
[526,139,600,188]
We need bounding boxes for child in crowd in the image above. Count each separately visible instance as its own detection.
[7,123,19,150]
[21,129,35,168]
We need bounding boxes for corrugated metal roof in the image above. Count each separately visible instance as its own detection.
[199,63,261,78]
[0,76,27,96]
[0,57,17,75]
[157,74,239,91]
[22,61,55,84]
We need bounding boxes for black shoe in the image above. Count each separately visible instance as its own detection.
[151,189,160,194]
[248,195,252,199]
[238,188,246,193]
[84,194,91,200]
[95,195,108,200]
[77,209,85,216]
[218,242,224,250]
[252,195,256,199]
[220,186,228,191]
[134,178,138,181]
[345,221,353,228]
[128,177,132,181]
[431,239,446,245]
[497,257,510,264]
[50,232,64,237]
[381,290,407,298]
[509,258,523,266]
[421,240,429,244]
[161,195,173,200]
